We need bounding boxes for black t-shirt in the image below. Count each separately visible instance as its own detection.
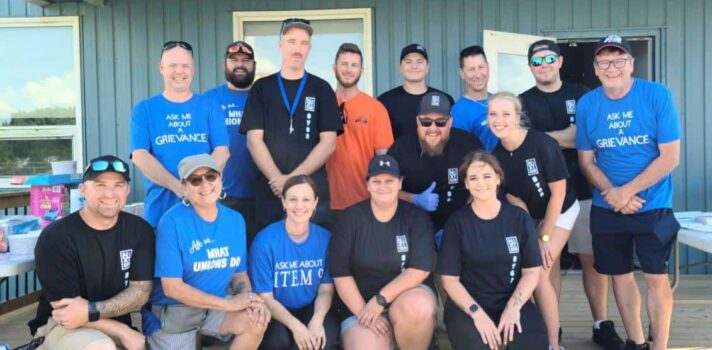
[377,86,455,140]
[519,82,591,200]
[328,200,435,301]
[492,130,576,220]
[388,128,484,230]
[240,72,342,201]
[436,203,541,311]
[30,211,155,333]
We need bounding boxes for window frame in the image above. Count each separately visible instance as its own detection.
[0,16,84,184]
[233,8,374,95]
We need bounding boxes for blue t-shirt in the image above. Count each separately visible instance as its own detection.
[129,94,229,227]
[202,85,257,198]
[452,95,499,151]
[576,79,681,212]
[142,203,246,335]
[249,220,333,310]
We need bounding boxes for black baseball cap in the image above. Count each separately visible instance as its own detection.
[527,39,561,61]
[400,43,428,61]
[418,91,451,117]
[367,155,400,179]
[83,155,130,182]
[225,41,254,59]
[594,34,633,56]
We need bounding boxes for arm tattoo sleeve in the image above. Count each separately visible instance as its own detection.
[96,280,152,318]
[230,272,251,295]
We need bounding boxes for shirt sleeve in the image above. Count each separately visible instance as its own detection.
[575,97,594,151]
[239,80,265,134]
[320,230,334,284]
[35,229,82,302]
[654,85,682,143]
[435,215,462,276]
[129,219,156,281]
[405,208,435,271]
[248,236,274,293]
[317,82,343,134]
[373,101,395,150]
[519,210,542,268]
[540,135,570,183]
[129,102,151,156]
[328,208,355,278]
[206,98,230,149]
[154,215,184,278]
[235,214,248,273]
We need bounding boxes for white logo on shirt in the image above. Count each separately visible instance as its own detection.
[305,97,316,112]
[119,249,133,271]
[396,235,409,253]
[448,168,459,185]
[526,159,539,176]
[505,237,519,254]
[565,99,576,115]
[431,95,440,106]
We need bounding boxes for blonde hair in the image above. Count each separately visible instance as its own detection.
[488,91,530,128]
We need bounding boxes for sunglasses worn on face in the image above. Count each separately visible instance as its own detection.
[185,172,219,187]
[339,102,347,124]
[530,54,558,67]
[163,40,193,52]
[419,118,449,128]
[86,160,128,174]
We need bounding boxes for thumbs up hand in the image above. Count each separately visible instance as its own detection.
[413,181,439,212]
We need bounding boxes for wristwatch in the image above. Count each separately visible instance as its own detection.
[540,234,551,242]
[88,301,100,322]
[468,303,479,315]
[375,293,389,308]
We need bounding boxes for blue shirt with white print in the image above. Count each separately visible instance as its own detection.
[249,220,332,310]
[452,95,499,151]
[202,85,256,198]
[576,79,682,212]
[129,94,229,227]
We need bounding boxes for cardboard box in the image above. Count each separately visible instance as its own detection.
[30,184,70,226]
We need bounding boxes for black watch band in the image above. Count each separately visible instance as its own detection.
[88,301,100,322]
[375,293,389,308]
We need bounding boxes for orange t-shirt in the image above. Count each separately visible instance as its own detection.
[327,92,394,210]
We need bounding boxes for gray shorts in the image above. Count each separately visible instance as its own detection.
[146,309,232,350]
[568,199,594,255]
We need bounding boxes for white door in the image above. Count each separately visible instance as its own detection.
[483,30,556,95]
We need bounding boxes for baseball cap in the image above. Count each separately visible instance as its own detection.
[178,154,220,181]
[280,18,313,37]
[225,41,254,59]
[594,34,632,56]
[83,155,130,182]
[418,91,451,117]
[400,43,428,61]
[367,155,401,179]
[527,39,561,61]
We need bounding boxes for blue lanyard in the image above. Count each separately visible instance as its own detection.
[277,71,308,134]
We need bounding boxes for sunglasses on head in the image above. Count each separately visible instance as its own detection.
[419,117,449,128]
[228,43,252,56]
[184,171,220,187]
[281,18,311,34]
[163,40,193,52]
[530,54,558,67]
[86,160,128,174]
[339,102,347,124]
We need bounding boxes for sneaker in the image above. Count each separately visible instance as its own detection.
[549,346,565,350]
[623,339,650,350]
[593,320,625,350]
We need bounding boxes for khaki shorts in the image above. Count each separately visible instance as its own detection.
[568,199,593,255]
[36,317,120,350]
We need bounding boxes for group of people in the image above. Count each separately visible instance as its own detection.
[26,16,681,350]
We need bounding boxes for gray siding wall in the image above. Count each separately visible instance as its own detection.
[1,0,710,273]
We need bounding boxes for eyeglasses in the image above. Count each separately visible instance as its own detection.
[227,43,252,56]
[85,160,128,174]
[184,171,220,187]
[594,57,630,70]
[339,102,347,124]
[530,54,558,67]
[418,117,449,128]
[163,40,193,53]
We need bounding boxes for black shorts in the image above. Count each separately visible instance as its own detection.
[590,206,680,275]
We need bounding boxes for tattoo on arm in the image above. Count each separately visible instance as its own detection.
[230,272,251,295]
[96,280,152,319]
[509,292,523,309]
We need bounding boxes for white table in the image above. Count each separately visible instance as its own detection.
[0,253,35,279]
[672,211,712,290]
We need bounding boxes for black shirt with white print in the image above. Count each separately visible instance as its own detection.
[30,211,155,334]
[492,130,576,220]
[519,82,591,200]
[239,72,342,202]
[378,86,455,140]
[328,200,435,303]
[436,202,541,311]
[388,128,484,230]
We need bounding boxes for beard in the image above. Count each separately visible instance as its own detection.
[336,71,361,88]
[225,67,255,89]
[419,137,448,157]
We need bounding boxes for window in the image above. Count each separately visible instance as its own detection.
[233,9,374,95]
[0,17,83,183]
